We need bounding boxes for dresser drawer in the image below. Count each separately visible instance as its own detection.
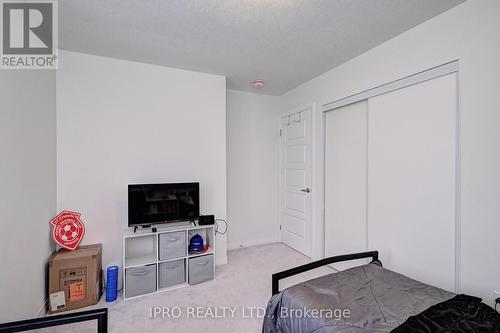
[188,254,214,285]
[159,259,186,289]
[125,264,156,298]
[159,231,187,261]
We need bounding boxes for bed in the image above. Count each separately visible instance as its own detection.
[263,251,500,333]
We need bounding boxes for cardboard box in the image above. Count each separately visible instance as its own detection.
[48,244,102,313]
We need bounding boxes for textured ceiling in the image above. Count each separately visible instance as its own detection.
[60,0,464,95]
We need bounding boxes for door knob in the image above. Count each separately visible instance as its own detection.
[300,188,310,193]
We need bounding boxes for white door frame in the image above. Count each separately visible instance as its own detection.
[278,103,322,259]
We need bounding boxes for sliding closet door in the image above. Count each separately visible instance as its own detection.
[367,73,457,291]
[325,101,368,270]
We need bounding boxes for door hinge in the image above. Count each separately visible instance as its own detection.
[279,224,282,230]
[279,129,282,136]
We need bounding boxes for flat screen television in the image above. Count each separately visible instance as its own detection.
[128,183,199,227]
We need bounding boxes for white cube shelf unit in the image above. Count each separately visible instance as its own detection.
[123,223,215,299]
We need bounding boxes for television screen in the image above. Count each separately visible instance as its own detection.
[128,183,199,227]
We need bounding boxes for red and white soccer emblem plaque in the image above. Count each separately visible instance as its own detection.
[50,211,85,250]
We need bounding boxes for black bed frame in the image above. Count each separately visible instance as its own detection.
[272,251,380,295]
[0,308,108,333]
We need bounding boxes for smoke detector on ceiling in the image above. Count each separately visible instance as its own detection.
[253,80,265,88]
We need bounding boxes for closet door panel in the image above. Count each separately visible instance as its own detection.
[325,101,368,270]
[367,73,457,291]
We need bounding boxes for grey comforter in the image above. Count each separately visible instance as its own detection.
[263,263,454,333]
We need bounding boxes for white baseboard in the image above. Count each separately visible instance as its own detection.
[216,255,228,266]
[227,238,279,251]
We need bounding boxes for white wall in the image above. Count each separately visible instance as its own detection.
[280,0,500,304]
[226,90,280,249]
[0,71,56,322]
[57,51,227,275]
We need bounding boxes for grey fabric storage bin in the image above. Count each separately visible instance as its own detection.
[159,231,186,261]
[188,254,214,285]
[125,264,157,298]
[159,259,186,289]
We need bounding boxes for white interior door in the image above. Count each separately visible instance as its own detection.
[367,73,457,291]
[324,101,368,270]
[280,109,312,257]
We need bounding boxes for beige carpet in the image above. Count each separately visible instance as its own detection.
[35,243,334,333]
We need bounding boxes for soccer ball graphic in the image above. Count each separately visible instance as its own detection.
[50,211,85,250]
[59,222,79,242]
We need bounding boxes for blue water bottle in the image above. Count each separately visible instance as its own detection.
[105,266,119,302]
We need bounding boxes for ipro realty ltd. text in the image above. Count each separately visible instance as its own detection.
[150,306,350,320]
